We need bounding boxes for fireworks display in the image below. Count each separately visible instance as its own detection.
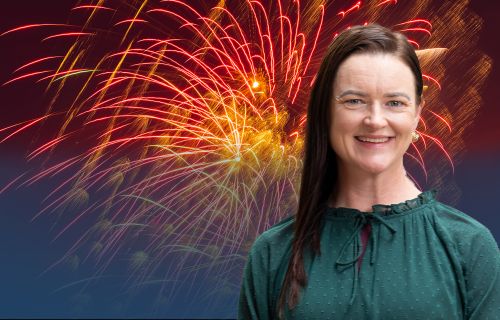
[0,0,491,315]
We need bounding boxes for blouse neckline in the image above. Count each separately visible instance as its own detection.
[324,188,438,218]
[323,188,438,305]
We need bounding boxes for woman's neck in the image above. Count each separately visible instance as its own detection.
[329,164,421,212]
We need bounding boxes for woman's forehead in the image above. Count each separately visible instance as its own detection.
[334,53,415,93]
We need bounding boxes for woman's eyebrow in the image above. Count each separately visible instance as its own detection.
[337,90,367,98]
[384,92,411,100]
[336,90,411,100]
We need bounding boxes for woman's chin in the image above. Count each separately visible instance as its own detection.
[356,161,392,176]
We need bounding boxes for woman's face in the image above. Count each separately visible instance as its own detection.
[329,53,422,175]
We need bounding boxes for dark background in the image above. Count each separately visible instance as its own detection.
[0,1,499,318]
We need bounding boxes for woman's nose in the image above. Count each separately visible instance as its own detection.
[362,102,387,128]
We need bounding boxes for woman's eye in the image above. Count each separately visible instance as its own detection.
[387,100,405,107]
[345,99,363,105]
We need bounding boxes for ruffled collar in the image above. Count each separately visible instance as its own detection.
[324,188,438,218]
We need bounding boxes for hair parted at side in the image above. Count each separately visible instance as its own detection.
[275,23,423,319]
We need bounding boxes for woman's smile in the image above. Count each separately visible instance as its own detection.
[355,136,395,148]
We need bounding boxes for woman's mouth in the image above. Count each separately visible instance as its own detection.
[355,136,394,146]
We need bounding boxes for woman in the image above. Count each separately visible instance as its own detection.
[238,24,499,319]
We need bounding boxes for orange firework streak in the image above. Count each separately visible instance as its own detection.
[0,0,490,303]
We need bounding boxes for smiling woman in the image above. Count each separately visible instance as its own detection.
[238,24,500,320]
[328,53,423,207]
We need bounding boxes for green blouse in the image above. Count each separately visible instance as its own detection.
[238,189,500,319]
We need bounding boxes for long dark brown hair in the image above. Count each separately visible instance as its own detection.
[276,23,424,319]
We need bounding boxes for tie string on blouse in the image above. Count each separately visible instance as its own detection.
[334,212,397,306]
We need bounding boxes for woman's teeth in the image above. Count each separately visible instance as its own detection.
[356,136,390,143]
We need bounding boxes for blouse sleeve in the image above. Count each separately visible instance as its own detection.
[464,226,500,319]
[237,233,273,320]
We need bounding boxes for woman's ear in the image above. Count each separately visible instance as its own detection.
[418,98,424,116]
[415,98,424,128]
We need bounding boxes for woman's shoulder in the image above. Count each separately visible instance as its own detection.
[246,214,296,267]
[250,214,295,250]
[431,200,495,236]
[430,200,498,258]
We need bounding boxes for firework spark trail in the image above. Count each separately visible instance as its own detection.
[0,0,490,309]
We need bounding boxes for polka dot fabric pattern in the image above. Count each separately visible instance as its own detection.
[238,189,500,319]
